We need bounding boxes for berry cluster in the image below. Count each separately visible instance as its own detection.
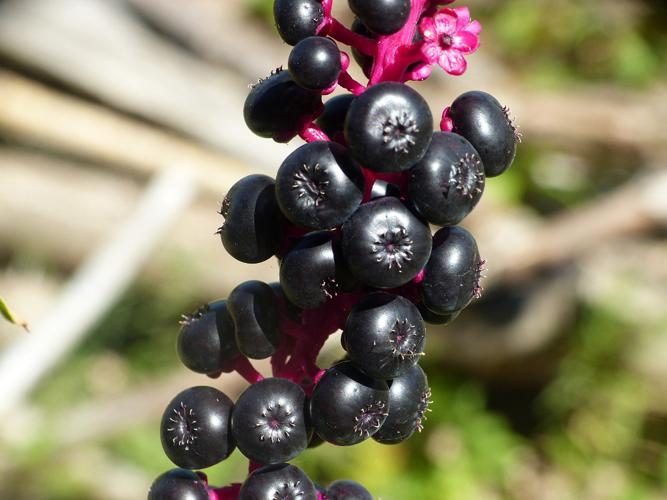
[149,1,519,498]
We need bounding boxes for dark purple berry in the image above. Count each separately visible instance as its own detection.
[448,91,519,177]
[148,469,209,500]
[309,361,389,445]
[160,386,234,469]
[231,378,309,464]
[274,0,325,46]
[341,197,432,289]
[177,300,239,375]
[327,479,373,500]
[228,281,281,359]
[419,226,483,315]
[316,94,355,141]
[239,463,317,500]
[280,231,355,310]
[218,174,287,264]
[275,141,364,230]
[244,69,322,141]
[342,293,426,379]
[348,0,411,35]
[288,37,342,91]
[373,364,431,444]
[408,132,485,226]
[345,82,433,172]
[418,303,460,326]
[350,19,376,78]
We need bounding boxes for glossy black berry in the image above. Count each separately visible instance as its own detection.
[240,463,317,500]
[160,386,234,469]
[275,141,364,230]
[309,361,389,445]
[316,94,355,141]
[408,132,485,226]
[218,174,286,264]
[418,303,460,326]
[228,281,281,359]
[419,226,483,315]
[327,479,373,500]
[341,197,432,289]
[274,0,325,46]
[348,0,411,35]
[350,19,376,78]
[288,37,342,91]
[373,364,431,444]
[280,231,355,309]
[244,69,322,141]
[231,378,309,464]
[345,82,433,172]
[448,91,519,177]
[148,469,209,500]
[342,293,426,379]
[177,300,239,375]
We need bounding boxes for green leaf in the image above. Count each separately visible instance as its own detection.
[0,296,29,332]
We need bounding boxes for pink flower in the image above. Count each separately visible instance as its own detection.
[419,6,481,76]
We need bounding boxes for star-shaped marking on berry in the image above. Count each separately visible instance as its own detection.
[254,400,297,444]
[444,153,484,199]
[291,163,330,208]
[415,388,433,432]
[166,402,201,450]
[502,105,523,144]
[389,318,424,360]
[371,226,414,271]
[382,111,419,153]
[353,400,389,437]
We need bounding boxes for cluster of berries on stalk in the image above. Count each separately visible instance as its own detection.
[149,0,520,498]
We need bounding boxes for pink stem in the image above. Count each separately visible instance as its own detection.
[233,357,264,384]
[412,268,426,284]
[369,0,430,84]
[209,484,241,500]
[440,106,454,131]
[337,71,366,95]
[323,18,377,56]
[312,369,326,387]
[270,341,293,376]
[320,0,333,17]
[299,123,330,143]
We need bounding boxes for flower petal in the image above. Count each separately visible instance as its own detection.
[419,17,438,42]
[438,49,467,76]
[421,42,442,65]
[452,6,471,29]
[433,10,457,36]
[466,20,482,37]
[452,30,480,53]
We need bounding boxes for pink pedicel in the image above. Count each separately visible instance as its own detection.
[440,106,455,132]
[209,483,242,500]
[199,1,482,496]
[298,122,331,143]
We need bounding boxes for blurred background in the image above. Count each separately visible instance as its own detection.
[1,0,666,498]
